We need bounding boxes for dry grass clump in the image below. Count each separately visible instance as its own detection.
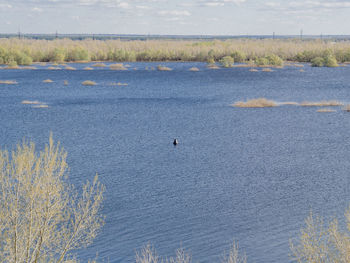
[109,82,128,86]
[0,80,17,84]
[189,67,199,71]
[65,66,76,70]
[249,68,259,72]
[64,80,68,86]
[233,98,278,108]
[43,79,54,83]
[5,65,20,69]
[317,108,336,112]
[279,101,299,106]
[47,66,61,70]
[21,100,41,105]
[32,104,49,108]
[92,63,107,67]
[299,69,305,72]
[82,80,97,86]
[300,100,343,107]
[110,63,127,70]
[21,66,37,70]
[84,67,93,70]
[262,68,273,72]
[157,65,172,71]
[207,64,220,69]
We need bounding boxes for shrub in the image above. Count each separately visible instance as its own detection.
[0,136,104,262]
[219,56,235,68]
[311,57,324,67]
[323,54,338,67]
[266,54,283,66]
[231,51,246,63]
[255,57,269,66]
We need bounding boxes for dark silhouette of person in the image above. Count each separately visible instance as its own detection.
[173,139,178,146]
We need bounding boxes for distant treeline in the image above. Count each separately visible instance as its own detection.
[0,38,350,66]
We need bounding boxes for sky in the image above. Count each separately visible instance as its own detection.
[1,0,350,35]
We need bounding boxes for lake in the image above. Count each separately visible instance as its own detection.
[1,62,350,263]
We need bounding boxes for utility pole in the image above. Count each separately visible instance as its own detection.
[18,27,21,39]
[55,30,58,39]
[300,29,303,40]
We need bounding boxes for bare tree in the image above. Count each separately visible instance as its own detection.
[0,135,105,263]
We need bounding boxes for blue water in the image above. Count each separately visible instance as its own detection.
[1,62,350,263]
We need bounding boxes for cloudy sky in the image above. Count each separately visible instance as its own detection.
[0,0,350,35]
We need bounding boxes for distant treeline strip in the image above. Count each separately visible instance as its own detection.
[0,38,350,66]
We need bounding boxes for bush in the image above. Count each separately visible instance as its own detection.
[219,56,234,68]
[323,54,338,67]
[266,54,283,66]
[231,51,246,63]
[290,211,350,263]
[0,136,105,262]
[255,57,269,66]
[311,57,324,67]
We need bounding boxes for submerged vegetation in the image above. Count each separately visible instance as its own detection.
[0,38,349,67]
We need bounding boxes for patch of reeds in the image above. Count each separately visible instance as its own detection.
[32,104,49,108]
[84,67,93,70]
[249,68,259,72]
[0,80,17,84]
[82,80,97,86]
[65,66,76,70]
[207,64,220,69]
[64,80,68,86]
[189,67,199,71]
[21,100,41,105]
[47,67,61,70]
[92,63,107,67]
[5,65,20,69]
[279,102,299,106]
[43,79,54,83]
[343,105,350,112]
[157,65,172,71]
[21,66,37,70]
[300,100,343,107]
[262,68,273,72]
[109,63,127,70]
[109,82,128,86]
[317,108,336,112]
[233,98,278,108]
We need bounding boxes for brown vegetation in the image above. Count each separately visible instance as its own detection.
[157,65,172,71]
[300,100,343,107]
[84,67,94,70]
[0,80,17,84]
[110,63,127,70]
[189,67,200,71]
[233,98,278,108]
[65,66,76,70]
[43,79,54,83]
[82,80,97,86]
[317,108,336,112]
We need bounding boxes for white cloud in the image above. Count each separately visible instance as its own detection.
[31,7,43,12]
[157,10,191,16]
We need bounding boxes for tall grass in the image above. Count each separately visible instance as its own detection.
[1,38,350,64]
